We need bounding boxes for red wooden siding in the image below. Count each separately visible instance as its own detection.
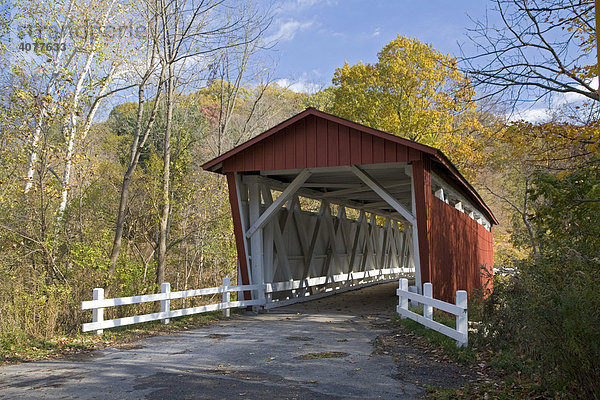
[222,115,421,172]
[429,197,494,303]
[226,173,252,301]
[412,158,432,286]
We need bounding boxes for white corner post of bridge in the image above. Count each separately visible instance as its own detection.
[396,278,468,347]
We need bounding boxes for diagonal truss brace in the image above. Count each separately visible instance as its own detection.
[350,165,416,226]
[245,169,312,238]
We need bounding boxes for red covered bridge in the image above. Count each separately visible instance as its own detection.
[203,108,496,306]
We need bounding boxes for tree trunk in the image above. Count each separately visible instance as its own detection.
[24,111,45,192]
[24,0,75,193]
[108,65,163,279]
[157,64,174,287]
[57,123,77,221]
[57,0,118,222]
[108,170,134,274]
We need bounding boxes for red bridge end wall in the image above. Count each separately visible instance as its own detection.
[429,197,493,303]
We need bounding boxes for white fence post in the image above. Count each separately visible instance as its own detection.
[92,288,104,335]
[408,285,418,307]
[395,279,469,348]
[423,282,433,320]
[456,290,468,347]
[222,277,230,317]
[399,278,408,318]
[161,282,171,324]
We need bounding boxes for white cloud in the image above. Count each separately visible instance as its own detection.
[508,108,553,123]
[509,77,598,122]
[265,19,313,43]
[557,77,598,105]
[277,0,338,13]
[372,27,381,37]
[297,0,321,7]
[276,78,322,94]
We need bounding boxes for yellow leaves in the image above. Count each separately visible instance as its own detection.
[331,35,479,170]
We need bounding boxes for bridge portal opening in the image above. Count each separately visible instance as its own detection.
[203,109,497,308]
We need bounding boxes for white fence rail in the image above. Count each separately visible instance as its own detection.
[81,278,263,334]
[82,268,409,334]
[396,278,468,347]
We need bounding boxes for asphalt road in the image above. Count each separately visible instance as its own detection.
[0,283,448,399]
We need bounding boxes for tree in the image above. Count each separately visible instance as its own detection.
[107,42,164,278]
[12,0,134,223]
[462,0,598,104]
[307,86,335,112]
[330,35,486,174]
[331,36,475,145]
[462,3,600,396]
[462,1,600,260]
[149,0,270,287]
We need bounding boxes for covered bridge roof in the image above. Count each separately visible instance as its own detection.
[203,108,497,225]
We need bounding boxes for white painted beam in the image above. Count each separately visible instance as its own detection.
[366,199,412,209]
[322,184,370,198]
[322,206,344,277]
[431,172,491,229]
[350,165,416,225]
[347,211,365,273]
[251,175,401,220]
[245,169,312,238]
[261,186,275,283]
[301,201,328,281]
[455,201,464,212]
[235,173,253,286]
[265,188,296,281]
[248,182,265,305]
[302,183,358,188]
[291,197,310,258]
[434,188,445,201]
[321,183,410,199]
[409,165,422,293]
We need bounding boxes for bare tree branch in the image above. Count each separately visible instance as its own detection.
[461,0,598,105]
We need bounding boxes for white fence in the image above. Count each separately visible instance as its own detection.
[81,278,263,334]
[82,268,406,334]
[396,278,468,347]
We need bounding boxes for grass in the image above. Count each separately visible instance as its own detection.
[0,310,236,365]
[392,306,554,399]
[295,351,350,360]
[425,379,552,400]
[392,306,475,364]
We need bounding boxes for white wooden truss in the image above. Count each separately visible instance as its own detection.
[235,164,420,309]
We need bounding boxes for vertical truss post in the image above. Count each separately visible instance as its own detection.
[248,181,265,310]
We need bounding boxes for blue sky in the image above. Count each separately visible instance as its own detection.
[267,0,492,93]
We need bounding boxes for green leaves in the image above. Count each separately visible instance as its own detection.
[530,163,600,262]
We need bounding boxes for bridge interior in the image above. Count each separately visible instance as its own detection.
[234,163,419,309]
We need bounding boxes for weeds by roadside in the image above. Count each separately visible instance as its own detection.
[0,311,236,366]
[390,309,557,399]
